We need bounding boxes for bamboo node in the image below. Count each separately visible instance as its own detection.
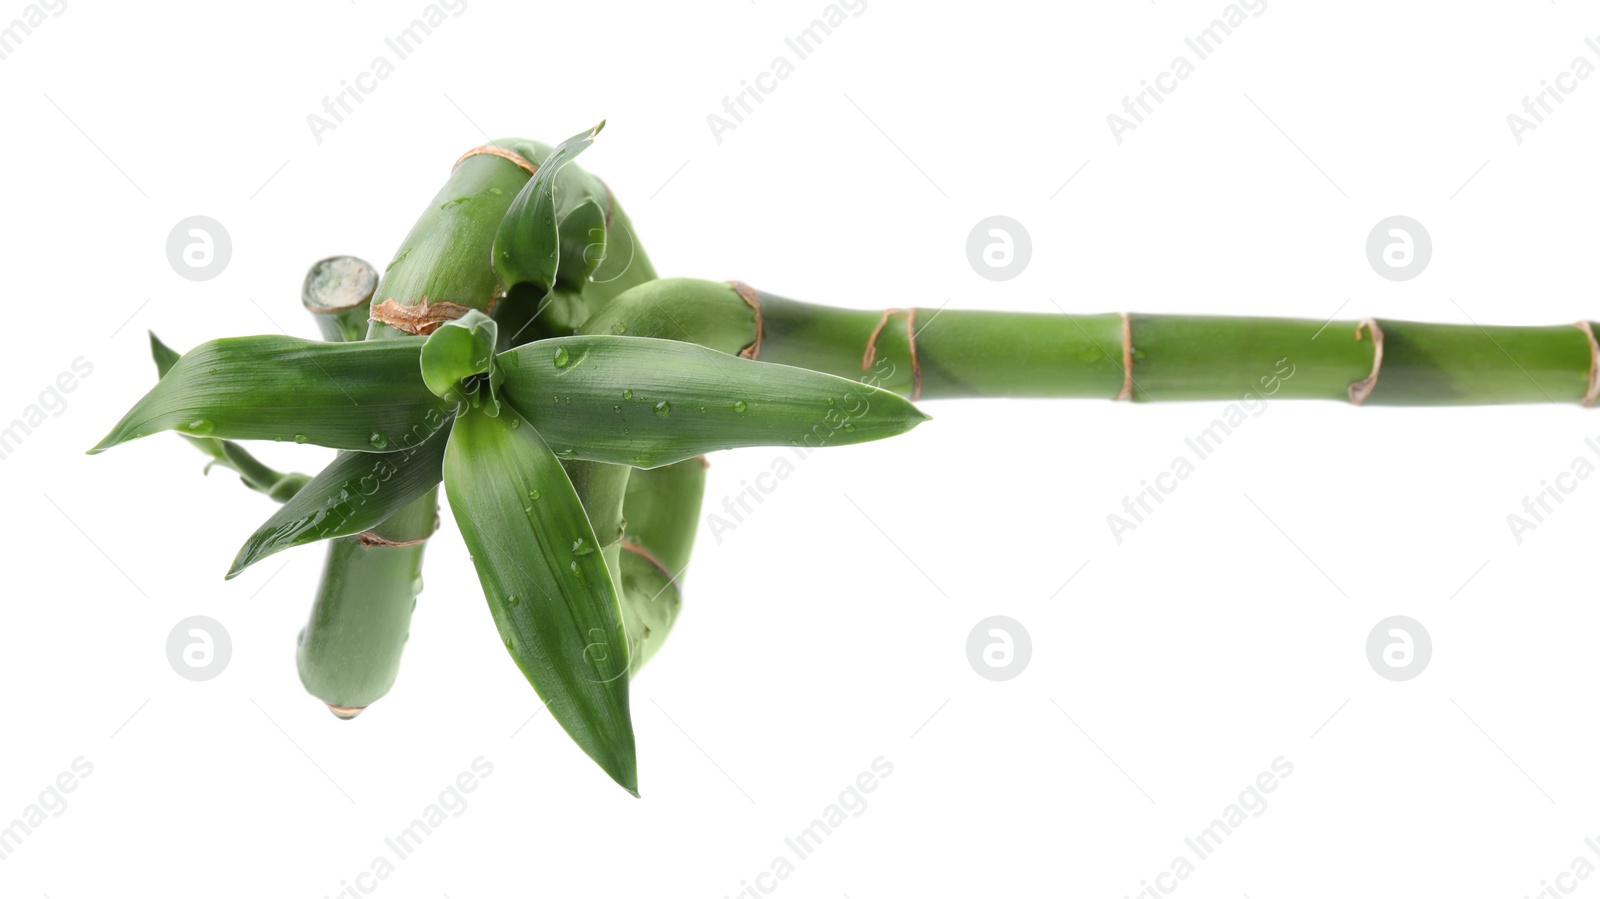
[1349,318,1385,405]
[863,308,923,401]
[1115,312,1134,402]
[1574,321,1600,407]
[621,540,679,594]
[730,281,764,360]
[369,297,474,336]
[357,531,428,549]
[453,144,538,175]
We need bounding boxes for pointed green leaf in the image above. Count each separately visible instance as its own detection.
[94,335,448,454]
[419,310,504,413]
[228,425,449,577]
[149,331,311,497]
[492,121,604,294]
[444,404,636,794]
[497,335,930,468]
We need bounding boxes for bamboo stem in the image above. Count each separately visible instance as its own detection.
[626,280,1600,407]
[293,255,430,719]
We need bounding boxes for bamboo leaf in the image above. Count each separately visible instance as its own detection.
[497,335,930,468]
[94,335,449,454]
[492,122,604,295]
[149,331,311,497]
[228,426,449,577]
[443,404,637,794]
[419,310,504,413]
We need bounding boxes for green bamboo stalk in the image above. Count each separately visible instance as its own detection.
[596,280,1600,406]
[617,458,706,672]
[363,137,651,783]
[296,500,431,718]
[292,255,433,719]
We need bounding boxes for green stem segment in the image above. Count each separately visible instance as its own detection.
[617,459,705,672]
[294,255,431,719]
[637,281,1600,407]
[296,497,432,717]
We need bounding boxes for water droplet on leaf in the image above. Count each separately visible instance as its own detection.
[553,346,571,368]
[369,432,389,449]
[653,401,671,417]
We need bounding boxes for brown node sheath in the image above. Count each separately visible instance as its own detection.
[1575,321,1600,407]
[453,145,538,176]
[369,297,475,336]
[863,308,923,401]
[621,540,679,595]
[1115,312,1133,402]
[1349,318,1385,405]
[357,531,428,549]
[730,281,764,360]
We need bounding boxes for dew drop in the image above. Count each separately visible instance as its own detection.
[826,397,836,406]
[733,400,748,412]
[612,405,622,414]
[509,417,521,429]
[653,401,671,417]
[571,536,595,556]
[186,419,215,435]
[553,346,571,368]
[489,187,504,195]
[622,389,634,400]
[569,560,589,584]
[506,594,520,606]
[528,489,542,500]
[293,434,309,444]
[369,432,389,449]
[842,422,856,432]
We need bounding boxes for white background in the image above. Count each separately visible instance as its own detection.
[3,1,1599,896]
